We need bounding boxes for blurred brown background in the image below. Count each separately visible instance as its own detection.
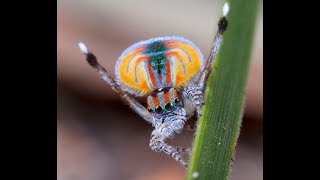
[57,0,263,179]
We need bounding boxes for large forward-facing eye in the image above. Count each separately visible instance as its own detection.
[165,103,174,111]
[155,106,164,114]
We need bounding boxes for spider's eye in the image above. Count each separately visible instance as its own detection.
[147,108,153,113]
[165,103,174,111]
[155,106,164,114]
[174,98,180,104]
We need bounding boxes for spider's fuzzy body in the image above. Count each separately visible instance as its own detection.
[78,2,229,169]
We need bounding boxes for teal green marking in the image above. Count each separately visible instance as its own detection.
[145,41,168,74]
[144,41,167,54]
[150,55,166,74]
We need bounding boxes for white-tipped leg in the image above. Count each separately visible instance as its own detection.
[197,3,229,90]
[78,42,153,124]
[182,4,229,118]
[78,42,88,54]
[223,2,230,17]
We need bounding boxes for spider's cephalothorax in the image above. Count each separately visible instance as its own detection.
[78,2,229,169]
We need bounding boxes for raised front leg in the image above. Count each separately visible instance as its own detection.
[182,4,229,118]
[78,42,153,124]
[198,5,229,90]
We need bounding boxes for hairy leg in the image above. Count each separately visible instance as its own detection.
[149,131,189,169]
[182,5,229,117]
[78,42,153,124]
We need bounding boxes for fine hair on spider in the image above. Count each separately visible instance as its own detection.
[78,2,229,169]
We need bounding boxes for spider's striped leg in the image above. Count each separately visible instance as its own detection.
[78,42,153,124]
[177,147,192,154]
[184,3,229,117]
[198,5,229,90]
[149,131,189,169]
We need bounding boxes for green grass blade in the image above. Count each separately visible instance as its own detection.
[185,0,260,179]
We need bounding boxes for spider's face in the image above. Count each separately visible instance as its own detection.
[147,88,186,139]
[151,104,186,140]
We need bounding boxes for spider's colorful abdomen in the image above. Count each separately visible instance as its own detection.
[115,36,204,96]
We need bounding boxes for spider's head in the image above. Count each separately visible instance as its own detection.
[147,88,186,139]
